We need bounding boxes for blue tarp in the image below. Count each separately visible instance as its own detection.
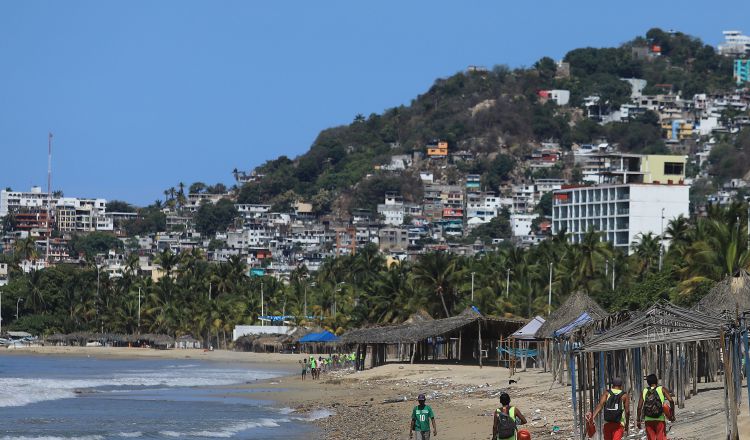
[298,330,339,343]
[553,312,592,337]
[259,315,295,323]
[498,346,539,357]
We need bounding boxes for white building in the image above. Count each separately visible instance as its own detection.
[510,213,536,237]
[718,30,750,56]
[0,187,51,217]
[540,89,570,106]
[376,193,404,226]
[552,184,690,252]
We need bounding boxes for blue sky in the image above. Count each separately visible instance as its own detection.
[1,1,748,205]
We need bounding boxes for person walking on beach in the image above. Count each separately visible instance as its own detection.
[492,392,527,440]
[309,356,317,380]
[410,393,437,439]
[590,377,629,440]
[301,359,307,381]
[637,374,675,440]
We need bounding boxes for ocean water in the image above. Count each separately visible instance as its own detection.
[0,354,319,440]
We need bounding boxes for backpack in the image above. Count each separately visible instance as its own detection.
[643,387,663,418]
[496,407,516,439]
[603,391,623,423]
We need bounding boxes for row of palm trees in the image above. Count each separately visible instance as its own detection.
[2,204,750,338]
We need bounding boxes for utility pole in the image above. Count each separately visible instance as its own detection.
[612,260,616,291]
[505,268,510,298]
[470,272,475,302]
[0,290,3,335]
[96,261,102,333]
[137,286,141,333]
[260,281,264,327]
[747,204,749,252]
[46,132,52,267]
[548,262,553,316]
[659,208,665,272]
[16,298,23,320]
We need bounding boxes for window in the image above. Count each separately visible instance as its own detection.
[664,162,684,175]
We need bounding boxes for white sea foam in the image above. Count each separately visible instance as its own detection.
[277,407,334,421]
[159,418,287,438]
[115,433,143,438]
[0,367,278,408]
[300,409,334,420]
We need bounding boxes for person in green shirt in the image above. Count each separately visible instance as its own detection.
[409,394,437,439]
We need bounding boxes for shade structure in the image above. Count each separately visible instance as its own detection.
[579,302,725,352]
[553,312,593,337]
[694,270,750,317]
[511,316,545,340]
[298,330,339,343]
[340,307,524,345]
[535,290,607,339]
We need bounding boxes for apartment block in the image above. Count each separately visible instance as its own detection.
[0,187,52,217]
[552,184,689,251]
[581,153,687,185]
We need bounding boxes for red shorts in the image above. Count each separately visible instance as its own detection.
[603,422,624,440]
[645,420,666,440]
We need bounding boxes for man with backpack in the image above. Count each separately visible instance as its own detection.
[492,392,528,440]
[637,374,675,440]
[409,393,437,440]
[590,377,629,440]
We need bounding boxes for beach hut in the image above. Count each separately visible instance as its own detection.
[535,290,607,383]
[505,316,545,371]
[175,335,201,349]
[694,270,750,317]
[572,302,744,439]
[297,330,340,354]
[341,307,524,369]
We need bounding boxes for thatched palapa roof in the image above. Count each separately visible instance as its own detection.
[535,290,607,339]
[581,302,726,352]
[340,308,524,345]
[694,270,750,317]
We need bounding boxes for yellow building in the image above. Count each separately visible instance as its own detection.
[641,154,686,184]
[661,121,694,141]
[427,141,448,157]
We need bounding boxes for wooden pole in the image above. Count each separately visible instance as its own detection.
[743,325,750,416]
[478,320,483,369]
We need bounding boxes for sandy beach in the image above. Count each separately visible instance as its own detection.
[4,347,748,439]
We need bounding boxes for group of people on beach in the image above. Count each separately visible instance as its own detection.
[300,353,357,380]
[407,373,675,440]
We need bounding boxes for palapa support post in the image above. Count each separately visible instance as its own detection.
[743,324,750,416]
[458,330,462,362]
[478,319,483,369]
[568,351,580,440]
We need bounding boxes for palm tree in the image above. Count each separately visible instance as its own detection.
[155,249,179,278]
[678,217,750,296]
[14,237,38,262]
[578,228,611,281]
[631,232,660,276]
[413,252,457,318]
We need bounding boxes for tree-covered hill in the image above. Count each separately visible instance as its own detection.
[236,28,736,212]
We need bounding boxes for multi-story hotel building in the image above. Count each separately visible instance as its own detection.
[553,154,689,251]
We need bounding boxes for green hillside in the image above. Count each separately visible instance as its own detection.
[237,28,735,213]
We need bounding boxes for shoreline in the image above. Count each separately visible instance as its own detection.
[241,363,750,440]
[7,347,748,439]
[0,345,304,367]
